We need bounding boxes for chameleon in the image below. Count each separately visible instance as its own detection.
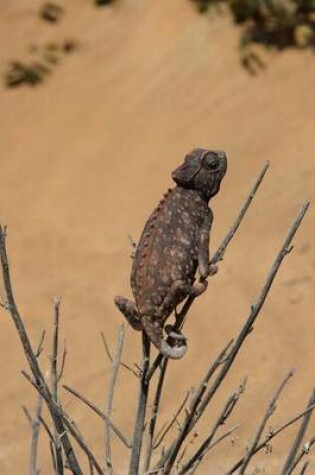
[114,148,227,359]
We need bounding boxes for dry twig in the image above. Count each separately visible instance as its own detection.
[0,225,83,475]
[63,384,131,448]
[281,386,315,474]
[104,324,125,473]
[238,370,295,474]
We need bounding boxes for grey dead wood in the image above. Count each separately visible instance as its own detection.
[281,386,315,474]
[285,436,315,475]
[129,332,151,474]
[101,331,140,378]
[143,357,169,472]
[38,415,58,472]
[178,379,246,474]
[300,461,310,475]
[153,391,189,450]
[63,384,131,448]
[238,369,295,474]
[152,339,233,472]
[35,330,45,358]
[188,425,241,475]
[0,226,83,475]
[51,297,64,475]
[23,394,43,475]
[226,403,315,474]
[22,370,105,475]
[104,324,125,474]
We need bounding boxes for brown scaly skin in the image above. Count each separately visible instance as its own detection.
[115,148,227,359]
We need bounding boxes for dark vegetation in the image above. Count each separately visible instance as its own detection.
[3,0,315,88]
[191,0,315,72]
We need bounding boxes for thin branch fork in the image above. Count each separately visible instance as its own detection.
[238,369,295,474]
[23,394,43,475]
[146,161,270,382]
[152,339,233,471]
[178,379,246,474]
[281,386,315,474]
[186,425,242,475]
[22,369,105,475]
[0,226,83,475]
[101,331,139,378]
[226,403,315,474]
[289,436,315,474]
[63,384,131,448]
[153,391,189,450]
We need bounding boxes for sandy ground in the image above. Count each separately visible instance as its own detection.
[0,0,314,473]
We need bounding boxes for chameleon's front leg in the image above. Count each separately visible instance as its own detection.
[195,208,217,295]
[114,296,142,330]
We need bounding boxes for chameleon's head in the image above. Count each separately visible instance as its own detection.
[172,148,227,200]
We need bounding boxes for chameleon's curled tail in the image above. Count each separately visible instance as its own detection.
[142,316,187,360]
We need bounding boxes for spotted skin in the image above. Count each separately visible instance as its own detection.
[115,149,227,359]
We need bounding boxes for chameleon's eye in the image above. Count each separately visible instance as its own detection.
[203,154,219,171]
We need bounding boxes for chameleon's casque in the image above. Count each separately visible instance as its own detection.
[115,148,227,359]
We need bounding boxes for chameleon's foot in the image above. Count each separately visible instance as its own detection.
[190,279,208,297]
[114,296,142,331]
[142,316,187,360]
[208,264,218,276]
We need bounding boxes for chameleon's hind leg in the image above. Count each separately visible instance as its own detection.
[158,280,192,342]
[114,296,142,331]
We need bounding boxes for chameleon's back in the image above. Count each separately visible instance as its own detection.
[131,186,208,317]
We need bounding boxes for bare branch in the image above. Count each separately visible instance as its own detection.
[61,412,105,475]
[300,461,310,475]
[226,403,315,474]
[22,369,104,475]
[25,394,44,475]
[35,330,45,358]
[154,392,189,450]
[190,425,241,475]
[144,357,168,472]
[289,436,315,474]
[22,405,33,426]
[129,332,151,475]
[63,384,131,448]
[38,415,58,473]
[211,160,270,264]
[101,331,139,377]
[51,297,64,475]
[281,386,315,474]
[0,226,83,475]
[238,370,295,474]
[152,339,233,471]
[104,324,125,473]
[179,380,246,474]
